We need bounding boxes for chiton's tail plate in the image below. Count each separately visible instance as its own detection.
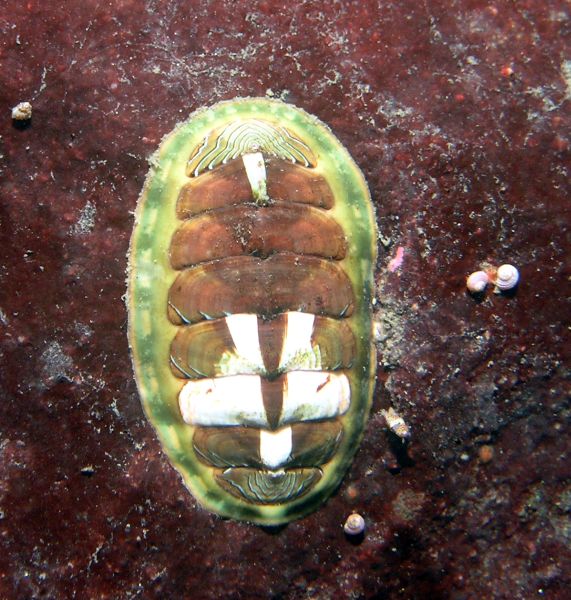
[127,98,377,525]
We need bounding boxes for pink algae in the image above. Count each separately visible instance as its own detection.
[388,246,405,272]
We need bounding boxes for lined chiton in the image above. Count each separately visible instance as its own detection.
[127,98,377,524]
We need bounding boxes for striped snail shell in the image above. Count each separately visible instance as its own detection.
[495,264,519,291]
[344,513,366,536]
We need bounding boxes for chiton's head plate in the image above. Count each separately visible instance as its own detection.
[127,98,377,524]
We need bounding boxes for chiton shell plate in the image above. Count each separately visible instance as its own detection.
[127,98,377,524]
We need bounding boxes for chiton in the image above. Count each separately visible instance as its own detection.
[127,98,377,524]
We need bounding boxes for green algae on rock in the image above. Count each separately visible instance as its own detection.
[127,98,377,524]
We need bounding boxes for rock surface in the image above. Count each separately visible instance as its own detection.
[0,1,569,598]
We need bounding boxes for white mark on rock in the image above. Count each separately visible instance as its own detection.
[41,341,73,384]
[71,201,96,235]
[562,59,571,100]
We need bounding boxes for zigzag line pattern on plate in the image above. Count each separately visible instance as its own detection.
[187,119,315,176]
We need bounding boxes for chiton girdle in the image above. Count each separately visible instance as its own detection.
[127,98,377,524]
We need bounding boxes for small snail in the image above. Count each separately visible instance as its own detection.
[344,513,366,536]
[466,270,490,294]
[494,264,519,291]
[381,407,411,440]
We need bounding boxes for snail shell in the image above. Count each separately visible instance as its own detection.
[382,407,410,440]
[495,264,519,291]
[344,513,366,536]
[466,270,489,294]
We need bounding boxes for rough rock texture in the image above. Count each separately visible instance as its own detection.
[0,1,569,598]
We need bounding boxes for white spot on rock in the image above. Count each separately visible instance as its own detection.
[562,59,571,100]
[71,202,96,235]
[11,101,32,121]
[41,341,73,384]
